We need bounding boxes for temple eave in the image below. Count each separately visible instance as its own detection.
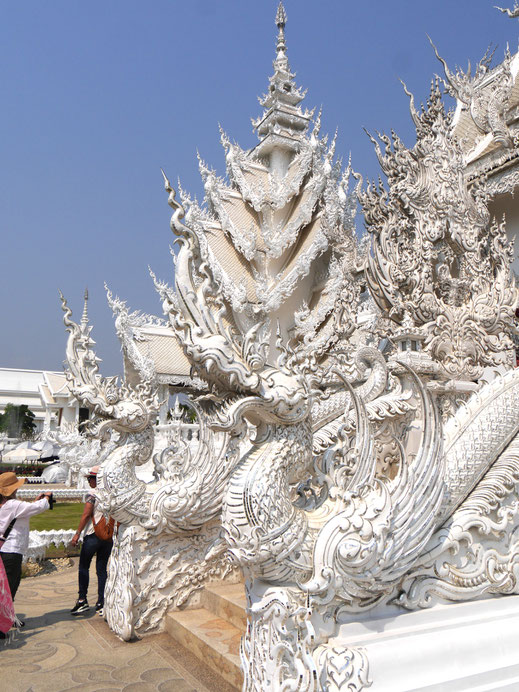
[251,134,304,159]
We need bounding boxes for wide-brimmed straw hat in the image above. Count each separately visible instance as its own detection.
[83,465,100,478]
[0,472,25,497]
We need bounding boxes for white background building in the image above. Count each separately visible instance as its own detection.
[0,367,84,434]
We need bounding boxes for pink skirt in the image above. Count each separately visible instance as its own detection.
[0,559,15,634]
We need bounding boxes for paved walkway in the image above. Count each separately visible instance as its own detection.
[2,560,235,692]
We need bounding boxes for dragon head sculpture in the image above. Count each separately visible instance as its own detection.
[60,290,159,439]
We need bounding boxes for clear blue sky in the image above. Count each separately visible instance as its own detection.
[1,0,517,375]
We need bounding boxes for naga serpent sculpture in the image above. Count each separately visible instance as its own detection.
[59,6,519,688]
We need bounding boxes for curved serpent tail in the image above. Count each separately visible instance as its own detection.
[439,368,519,523]
[221,421,312,582]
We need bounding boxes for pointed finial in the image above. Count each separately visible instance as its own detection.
[276,2,287,29]
[253,1,310,144]
[219,123,231,150]
[81,288,89,326]
[160,167,171,190]
[275,2,288,65]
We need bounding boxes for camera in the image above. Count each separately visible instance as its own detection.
[46,492,54,510]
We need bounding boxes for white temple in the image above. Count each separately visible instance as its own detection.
[58,4,519,690]
[0,367,81,433]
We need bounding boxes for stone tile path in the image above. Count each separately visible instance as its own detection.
[2,560,236,692]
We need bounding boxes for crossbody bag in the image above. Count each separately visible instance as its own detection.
[92,515,114,541]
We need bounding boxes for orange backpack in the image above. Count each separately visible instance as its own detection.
[92,515,115,541]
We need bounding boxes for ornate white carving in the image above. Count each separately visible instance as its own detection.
[42,426,116,487]
[241,585,319,691]
[59,4,519,689]
[432,40,515,149]
[18,489,88,501]
[104,521,238,639]
[241,582,372,692]
[105,285,165,383]
[477,163,519,197]
[315,645,371,692]
[397,432,519,609]
[360,80,518,380]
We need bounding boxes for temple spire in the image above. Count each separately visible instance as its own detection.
[252,2,313,161]
[275,2,288,71]
[81,288,89,328]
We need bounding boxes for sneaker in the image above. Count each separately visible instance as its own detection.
[95,602,103,616]
[70,599,89,615]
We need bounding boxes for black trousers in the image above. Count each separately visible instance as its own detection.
[0,552,23,600]
[78,533,113,604]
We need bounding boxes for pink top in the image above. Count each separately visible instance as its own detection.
[0,559,14,633]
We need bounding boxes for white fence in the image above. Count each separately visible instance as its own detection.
[17,488,87,501]
[26,529,77,561]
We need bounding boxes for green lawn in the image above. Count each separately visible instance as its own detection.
[30,502,83,532]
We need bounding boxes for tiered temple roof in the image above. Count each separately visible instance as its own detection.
[118,3,357,389]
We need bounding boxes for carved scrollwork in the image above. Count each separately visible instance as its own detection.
[360,80,518,380]
[397,432,519,609]
[315,644,372,692]
[431,39,515,149]
[241,585,319,692]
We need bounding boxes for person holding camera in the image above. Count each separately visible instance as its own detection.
[0,472,51,605]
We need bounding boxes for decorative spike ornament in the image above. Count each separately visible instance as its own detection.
[496,2,519,17]
[275,2,288,69]
[80,287,89,328]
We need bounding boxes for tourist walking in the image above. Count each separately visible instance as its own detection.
[0,471,52,635]
[70,467,113,616]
